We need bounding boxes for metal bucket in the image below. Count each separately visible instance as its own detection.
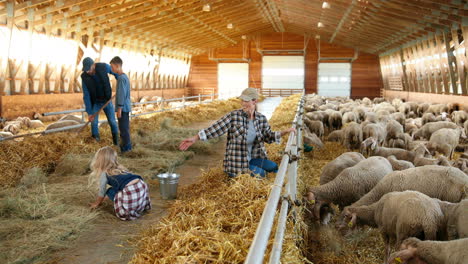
[156,173,180,200]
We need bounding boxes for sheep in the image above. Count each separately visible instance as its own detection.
[362,97,372,106]
[342,122,363,150]
[422,112,436,125]
[435,112,450,122]
[390,112,405,128]
[391,98,404,108]
[353,107,366,122]
[5,120,23,129]
[15,117,31,128]
[398,102,412,117]
[362,122,386,146]
[413,121,458,140]
[385,120,404,146]
[327,111,342,131]
[361,137,415,161]
[303,130,324,148]
[465,120,468,141]
[327,130,342,142]
[344,165,468,209]
[437,199,468,240]
[3,124,20,135]
[452,110,468,127]
[377,110,392,123]
[365,111,377,123]
[404,120,418,135]
[427,103,449,115]
[304,119,324,138]
[319,152,365,185]
[373,97,385,104]
[45,120,81,131]
[413,144,444,167]
[305,111,325,122]
[417,103,430,116]
[342,191,444,261]
[386,155,414,171]
[306,156,393,224]
[342,111,358,124]
[0,131,13,138]
[426,128,461,159]
[59,114,84,123]
[387,237,468,264]
[28,120,45,129]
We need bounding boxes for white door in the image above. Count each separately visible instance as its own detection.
[218,63,249,99]
[318,63,351,97]
[262,56,304,91]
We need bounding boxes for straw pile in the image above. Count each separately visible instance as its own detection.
[0,98,240,187]
[298,142,386,263]
[131,94,306,264]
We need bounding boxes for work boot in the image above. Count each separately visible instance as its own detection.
[92,134,100,142]
[112,133,119,146]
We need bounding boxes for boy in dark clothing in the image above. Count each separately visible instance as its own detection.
[110,56,132,152]
[81,57,119,144]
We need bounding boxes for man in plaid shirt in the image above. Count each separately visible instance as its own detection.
[179,88,295,177]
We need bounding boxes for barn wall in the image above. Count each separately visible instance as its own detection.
[384,90,468,109]
[0,88,186,119]
[187,32,383,98]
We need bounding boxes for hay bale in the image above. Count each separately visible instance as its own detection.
[53,153,93,177]
[19,167,48,188]
[45,120,80,131]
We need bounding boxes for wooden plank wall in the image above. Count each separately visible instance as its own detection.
[380,25,468,97]
[188,32,383,98]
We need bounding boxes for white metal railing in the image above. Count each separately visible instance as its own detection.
[244,95,304,264]
[0,94,218,142]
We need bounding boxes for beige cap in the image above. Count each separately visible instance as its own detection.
[238,88,259,101]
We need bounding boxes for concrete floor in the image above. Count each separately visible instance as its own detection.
[257,97,284,120]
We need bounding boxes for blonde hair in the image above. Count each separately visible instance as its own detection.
[90,146,128,177]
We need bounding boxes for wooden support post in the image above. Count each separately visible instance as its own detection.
[427,37,442,94]
[434,34,450,94]
[451,28,467,95]
[399,50,409,91]
[1,0,15,95]
[443,31,459,94]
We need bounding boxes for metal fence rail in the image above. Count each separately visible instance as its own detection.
[0,94,218,142]
[244,95,304,264]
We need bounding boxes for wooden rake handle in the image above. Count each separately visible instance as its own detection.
[77,95,116,134]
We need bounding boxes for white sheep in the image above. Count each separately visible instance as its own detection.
[0,131,14,138]
[362,122,386,146]
[28,120,45,129]
[342,111,358,124]
[422,112,436,125]
[452,110,468,127]
[327,130,343,142]
[361,137,415,162]
[342,191,444,261]
[319,152,365,185]
[45,120,81,131]
[342,122,363,150]
[345,165,468,209]
[427,103,449,115]
[59,114,84,123]
[427,128,461,159]
[386,155,414,171]
[303,130,324,148]
[437,199,468,240]
[365,111,378,123]
[417,103,430,116]
[304,119,324,138]
[413,121,458,140]
[306,156,393,224]
[328,111,343,131]
[3,124,20,135]
[387,237,468,264]
[385,120,404,146]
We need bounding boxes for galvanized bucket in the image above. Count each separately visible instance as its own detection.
[156,173,180,200]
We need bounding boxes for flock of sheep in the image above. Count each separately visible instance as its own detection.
[301,95,468,264]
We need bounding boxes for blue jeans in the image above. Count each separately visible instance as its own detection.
[227,158,279,178]
[118,112,132,152]
[91,101,119,137]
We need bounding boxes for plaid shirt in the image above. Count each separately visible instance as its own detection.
[199,109,281,175]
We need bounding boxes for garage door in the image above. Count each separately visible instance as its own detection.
[218,63,249,99]
[262,56,304,93]
[318,63,351,97]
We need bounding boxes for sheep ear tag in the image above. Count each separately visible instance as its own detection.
[347,221,353,228]
[309,199,316,205]
[395,257,402,263]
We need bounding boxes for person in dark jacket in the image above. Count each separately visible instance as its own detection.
[81,57,119,144]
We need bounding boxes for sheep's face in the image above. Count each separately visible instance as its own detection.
[306,191,334,225]
[337,208,357,233]
[386,246,419,264]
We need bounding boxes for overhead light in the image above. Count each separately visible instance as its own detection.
[322,2,330,8]
[317,22,324,28]
[241,35,247,39]
[227,23,233,29]
[315,35,320,39]
[202,4,211,12]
